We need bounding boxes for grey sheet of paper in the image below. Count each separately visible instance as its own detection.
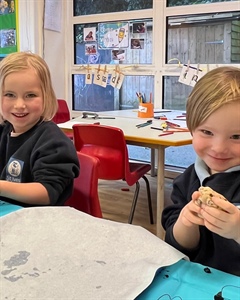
[0,207,186,299]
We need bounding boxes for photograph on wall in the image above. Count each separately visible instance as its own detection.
[84,27,96,42]
[0,0,15,15]
[85,43,97,55]
[131,38,144,49]
[0,29,16,47]
[111,49,125,61]
[132,22,145,33]
[98,22,129,49]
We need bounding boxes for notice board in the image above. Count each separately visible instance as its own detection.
[0,0,18,58]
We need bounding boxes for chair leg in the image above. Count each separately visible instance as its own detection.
[142,175,154,224]
[128,181,140,224]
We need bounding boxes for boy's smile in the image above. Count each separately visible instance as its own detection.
[192,101,240,173]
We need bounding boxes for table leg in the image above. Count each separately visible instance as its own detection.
[150,148,156,177]
[156,146,166,239]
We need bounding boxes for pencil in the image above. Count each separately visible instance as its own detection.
[158,132,174,137]
[150,126,163,131]
[166,121,180,127]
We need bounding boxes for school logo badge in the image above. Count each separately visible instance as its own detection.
[6,158,24,182]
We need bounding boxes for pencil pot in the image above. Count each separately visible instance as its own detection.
[138,103,154,118]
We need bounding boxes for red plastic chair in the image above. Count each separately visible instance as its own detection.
[72,124,153,224]
[64,152,102,218]
[52,99,73,139]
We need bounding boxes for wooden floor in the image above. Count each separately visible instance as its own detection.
[98,174,173,236]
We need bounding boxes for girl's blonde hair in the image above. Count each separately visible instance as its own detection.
[0,51,58,121]
[186,66,240,132]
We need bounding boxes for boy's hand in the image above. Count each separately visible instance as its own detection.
[178,191,205,227]
[195,186,227,214]
[173,191,205,249]
[200,196,240,243]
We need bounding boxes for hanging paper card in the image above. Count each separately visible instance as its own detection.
[178,64,192,86]
[115,73,125,89]
[93,67,103,87]
[109,71,119,88]
[189,69,206,87]
[85,72,92,84]
[101,67,108,88]
[85,65,92,84]
[98,22,129,49]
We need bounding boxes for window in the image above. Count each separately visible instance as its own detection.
[73,74,154,111]
[74,0,152,16]
[167,12,240,64]
[69,0,240,169]
[167,0,237,7]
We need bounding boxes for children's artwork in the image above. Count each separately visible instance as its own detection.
[98,22,129,49]
[84,27,96,42]
[131,39,144,49]
[112,49,125,61]
[133,22,145,33]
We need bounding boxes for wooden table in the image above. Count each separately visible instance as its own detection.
[58,110,192,238]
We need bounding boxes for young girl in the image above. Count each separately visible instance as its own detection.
[162,66,240,276]
[0,52,79,207]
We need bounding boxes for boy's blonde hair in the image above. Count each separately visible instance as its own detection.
[0,52,58,121]
[186,66,240,132]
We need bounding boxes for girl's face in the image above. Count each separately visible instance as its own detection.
[1,68,44,133]
[192,101,240,174]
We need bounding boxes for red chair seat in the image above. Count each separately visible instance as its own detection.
[81,145,124,179]
[52,99,73,140]
[72,124,153,224]
[64,152,102,218]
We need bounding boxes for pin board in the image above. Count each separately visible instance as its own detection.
[0,0,18,58]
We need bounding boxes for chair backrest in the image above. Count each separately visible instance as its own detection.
[52,99,71,124]
[64,152,102,218]
[73,124,130,181]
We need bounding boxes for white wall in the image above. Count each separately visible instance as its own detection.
[18,0,66,100]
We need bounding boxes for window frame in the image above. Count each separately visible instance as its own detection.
[67,0,240,116]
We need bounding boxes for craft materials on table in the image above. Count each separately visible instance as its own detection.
[158,132,174,137]
[136,120,153,128]
[82,112,115,119]
[136,92,153,104]
[150,120,189,136]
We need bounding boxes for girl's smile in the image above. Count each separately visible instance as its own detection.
[2,68,44,133]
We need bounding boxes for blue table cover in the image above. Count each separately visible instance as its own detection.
[136,259,240,300]
[0,200,23,217]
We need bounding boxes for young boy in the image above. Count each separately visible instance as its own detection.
[0,52,79,207]
[162,66,240,276]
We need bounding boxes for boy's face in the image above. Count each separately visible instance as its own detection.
[192,101,240,174]
[1,69,44,133]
